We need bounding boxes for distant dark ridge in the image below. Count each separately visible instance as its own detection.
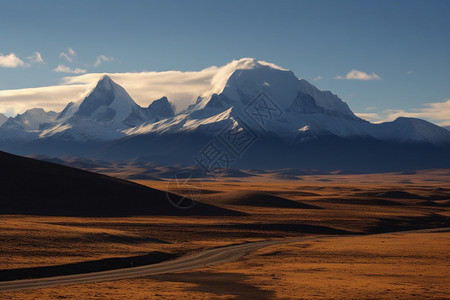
[216,223,350,234]
[368,214,450,234]
[210,191,321,209]
[314,197,406,206]
[417,200,450,207]
[0,251,178,282]
[354,191,426,199]
[353,190,450,201]
[0,151,244,216]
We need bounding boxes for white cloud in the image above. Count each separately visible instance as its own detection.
[94,55,114,67]
[0,53,25,68]
[354,107,379,122]
[313,76,323,81]
[62,69,217,111]
[198,58,283,100]
[335,69,381,80]
[355,112,381,122]
[382,100,450,126]
[61,58,278,112]
[59,53,72,63]
[356,99,450,127]
[0,64,218,116]
[0,58,287,116]
[27,51,44,64]
[0,85,87,116]
[67,48,75,56]
[407,70,413,75]
[59,47,76,63]
[53,64,86,74]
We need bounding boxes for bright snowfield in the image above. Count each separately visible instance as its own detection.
[1,58,449,172]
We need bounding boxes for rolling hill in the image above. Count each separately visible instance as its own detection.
[0,150,241,216]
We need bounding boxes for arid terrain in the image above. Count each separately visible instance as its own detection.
[1,170,450,299]
[2,0,450,298]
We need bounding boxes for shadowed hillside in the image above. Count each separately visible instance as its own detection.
[0,151,242,216]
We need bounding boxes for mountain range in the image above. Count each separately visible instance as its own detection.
[1,58,449,173]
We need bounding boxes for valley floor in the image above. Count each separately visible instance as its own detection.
[2,229,449,299]
[1,171,449,299]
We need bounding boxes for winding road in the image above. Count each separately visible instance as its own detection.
[0,237,317,292]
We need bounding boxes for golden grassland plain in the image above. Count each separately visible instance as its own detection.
[1,170,450,299]
[2,230,449,299]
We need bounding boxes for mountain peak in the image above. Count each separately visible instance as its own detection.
[225,57,289,72]
[198,58,289,100]
[41,75,150,140]
[94,74,115,91]
[145,96,174,121]
[193,58,355,119]
[151,96,169,105]
[1,108,57,131]
[99,74,113,82]
[56,74,147,131]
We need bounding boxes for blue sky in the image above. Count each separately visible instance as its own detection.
[1,0,450,125]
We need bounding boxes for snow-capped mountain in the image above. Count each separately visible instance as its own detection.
[124,58,450,145]
[192,59,355,118]
[40,75,172,141]
[1,58,449,172]
[1,108,57,131]
[369,117,450,144]
[0,108,58,142]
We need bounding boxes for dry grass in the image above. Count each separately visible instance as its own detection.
[2,229,449,299]
[1,171,450,298]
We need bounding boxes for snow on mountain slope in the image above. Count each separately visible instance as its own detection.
[216,62,299,109]
[119,58,449,145]
[41,75,152,140]
[190,58,356,119]
[369,117,450,144]
[0,113,7,126]
[0,125,39,142]
[74,75,147,126]
[1,108,57,131]
[198,58,288,102]
[125,107,235,136]
[120,59,363,141]
[0,108,58,143]
[296,79,355,118]
[1,58,449,150]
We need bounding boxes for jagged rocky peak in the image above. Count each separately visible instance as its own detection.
[64,74,146,125]
[3,58,450,150]
[76,75,117,118]
[38,75,151,141]
[143,96,175,122]
[1,108,57,130]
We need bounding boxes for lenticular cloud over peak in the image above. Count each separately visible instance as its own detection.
[0,58,288,116]
[200,58,289,100]
[1,58,450,173]
[62,58,289,112]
